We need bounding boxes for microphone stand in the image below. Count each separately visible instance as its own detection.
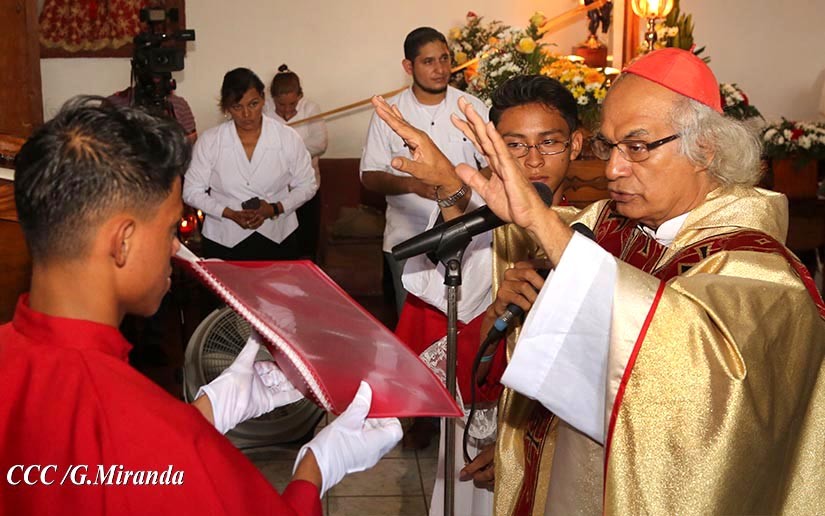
[427,224,473,516]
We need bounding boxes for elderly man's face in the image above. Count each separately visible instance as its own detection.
[599,75,713,229]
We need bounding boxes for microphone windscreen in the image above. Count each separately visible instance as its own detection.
[532,182,554,206]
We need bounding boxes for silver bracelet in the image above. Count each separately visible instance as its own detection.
[436,183,470,208]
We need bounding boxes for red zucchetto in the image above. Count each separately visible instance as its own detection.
[623,48,723,113]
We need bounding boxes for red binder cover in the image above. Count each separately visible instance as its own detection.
[176,247,462,418]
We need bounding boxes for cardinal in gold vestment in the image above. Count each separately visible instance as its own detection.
[448,48,825,515]
[493,187,825,515]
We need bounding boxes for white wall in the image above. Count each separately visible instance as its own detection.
[685,0,825,122]
[40,0,602,157]
[40,0,825,158]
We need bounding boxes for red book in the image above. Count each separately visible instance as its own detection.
[176,246,462,418]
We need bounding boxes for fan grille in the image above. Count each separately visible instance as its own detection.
[184,306,323,448]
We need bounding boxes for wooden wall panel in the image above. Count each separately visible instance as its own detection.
[0,0,43,137]
[0,179,31,323]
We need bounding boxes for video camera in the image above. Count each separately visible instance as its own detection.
[131,7,195,114]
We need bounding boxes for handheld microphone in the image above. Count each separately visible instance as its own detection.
[492,269,550,332]
[490,222,597,335]
[391,182,554,261]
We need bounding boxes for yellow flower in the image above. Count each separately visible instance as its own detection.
[530,11,547,28]
[594,88,607,101]
[449,27,462,41]
[454,51,468,65]
[517,37,537,54]
[584,70,605,85]
[488,36,499,46]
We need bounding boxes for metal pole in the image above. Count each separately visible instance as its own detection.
[443,280,458,516]
[442,257,462,516]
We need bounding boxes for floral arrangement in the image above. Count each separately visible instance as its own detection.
[719,83,762,121]
[541,59,608,129]
[761,119,825,163]
[462,13,554,104]
[447,12,609,129]
[448,12,508,91]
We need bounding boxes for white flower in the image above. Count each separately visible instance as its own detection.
[577,95,589,106]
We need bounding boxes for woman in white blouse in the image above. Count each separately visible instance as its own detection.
[263,64,328,260]
[183,68,317,260]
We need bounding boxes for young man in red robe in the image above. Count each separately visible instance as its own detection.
[0,96,401,515]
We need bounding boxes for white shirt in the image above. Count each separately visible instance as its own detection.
[501,214,690,444]
[263,97,328,186]
[182,115,317,248]
[637,212,689,247]
[402,194,493,323]
[360,86,489,252]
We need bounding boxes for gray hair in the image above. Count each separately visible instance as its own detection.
[670,97,763,186]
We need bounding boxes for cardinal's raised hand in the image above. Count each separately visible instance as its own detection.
[450,96,553,237]
[371,95,463,194]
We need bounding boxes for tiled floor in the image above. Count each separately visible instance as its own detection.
[244,414,439,516]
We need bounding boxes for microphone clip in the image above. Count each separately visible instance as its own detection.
[430,222,473,287]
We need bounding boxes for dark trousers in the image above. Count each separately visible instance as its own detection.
[202,231,301,261]
[294,193,321,262]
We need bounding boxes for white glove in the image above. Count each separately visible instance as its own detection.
[197,332,303,434]
[294,381,402,497]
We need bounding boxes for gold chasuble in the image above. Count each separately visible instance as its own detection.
[492,186,825,515]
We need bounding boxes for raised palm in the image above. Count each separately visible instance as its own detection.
[451,97,550,233]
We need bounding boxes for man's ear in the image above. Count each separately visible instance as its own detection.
[402,59,414,76]
[110,217,136,268]
[569,129,584,161]
[694,136,715,173]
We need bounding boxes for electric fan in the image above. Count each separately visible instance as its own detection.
[183,306,324,448]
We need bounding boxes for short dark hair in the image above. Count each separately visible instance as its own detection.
[489,75,580,133]
[220,67,265,111]
[270,64,302,97]
[14,96,190,262]
[403,27,448,61]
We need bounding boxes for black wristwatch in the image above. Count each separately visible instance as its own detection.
[268,202,281,219]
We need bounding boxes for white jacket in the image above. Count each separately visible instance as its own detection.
[183,115,317,247]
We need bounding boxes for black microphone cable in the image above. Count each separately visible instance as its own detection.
[461,268,548,464]
[462,325,508,464]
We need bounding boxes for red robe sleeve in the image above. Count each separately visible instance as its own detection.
[194,429,323,516]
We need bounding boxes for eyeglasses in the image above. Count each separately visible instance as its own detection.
[590,134,680,162]
[505,139,571,158]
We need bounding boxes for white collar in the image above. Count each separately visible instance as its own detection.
[407,86,449,108]
[638,212,690,247]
